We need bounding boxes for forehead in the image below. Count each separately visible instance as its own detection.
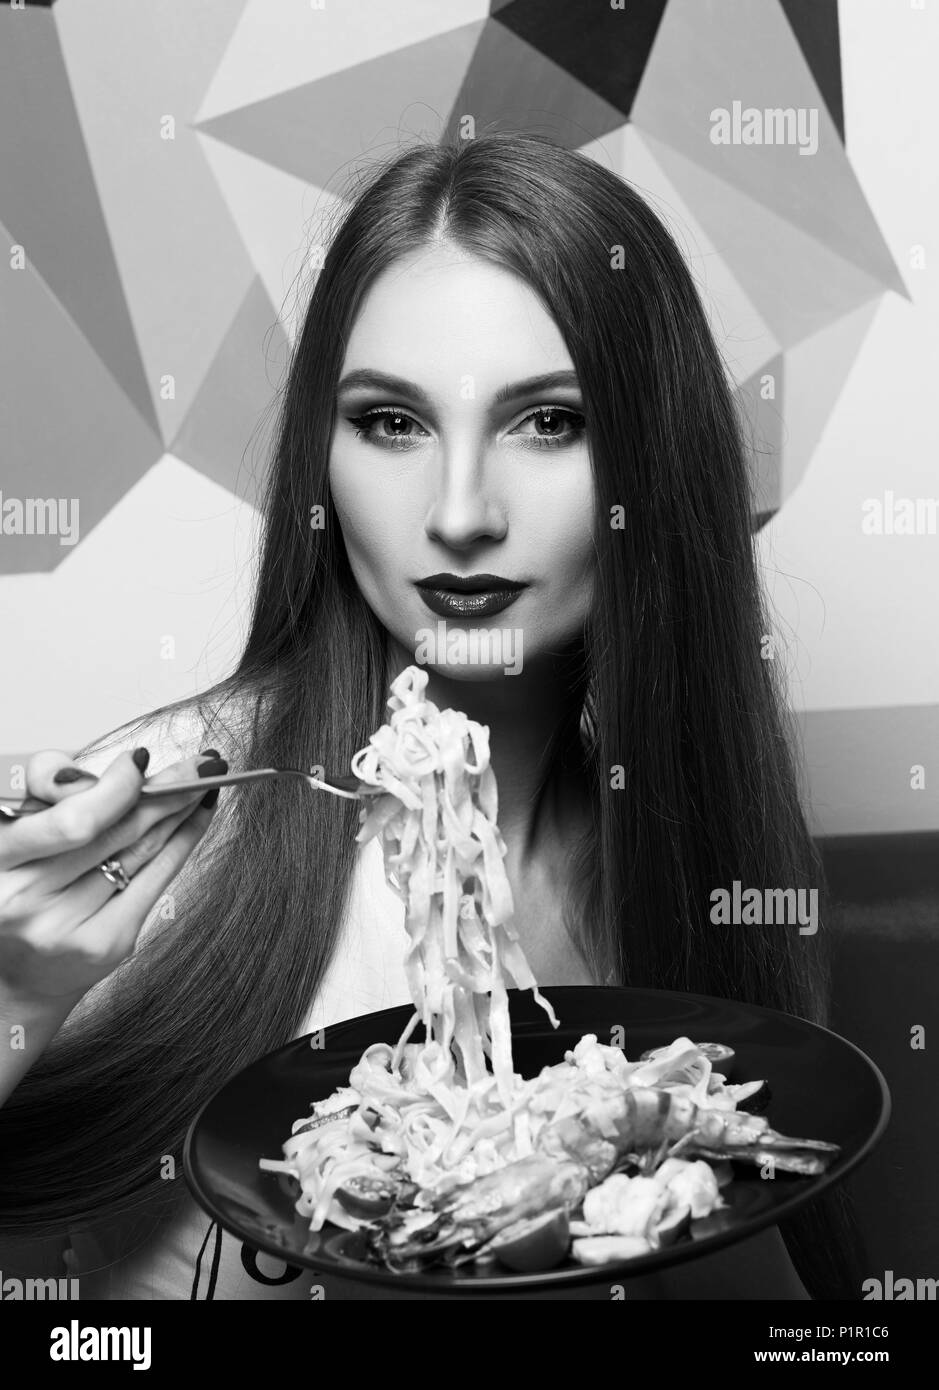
[342,245,574,387]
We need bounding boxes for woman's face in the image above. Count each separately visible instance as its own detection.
[328,244,595,681]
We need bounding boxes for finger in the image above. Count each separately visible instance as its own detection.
[1,801,219,1005]
[69,799,217,965]
[0,749,151,873]
[37,799,204,928]
[24,743,220,802]
[6,750,102,815]
[116,799,209,879]
[23,749,103,805]
[143,749,222,789]
[12,753,225,895]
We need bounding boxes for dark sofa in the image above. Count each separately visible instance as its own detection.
[822,830,939,1283]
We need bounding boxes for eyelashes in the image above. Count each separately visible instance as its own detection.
[345,405,587,452]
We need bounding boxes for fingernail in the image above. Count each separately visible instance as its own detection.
[198,748,221,760]
[53,767,98,785]
[197,758,228,778]
[200,787,221,809]
[132,747,150,773]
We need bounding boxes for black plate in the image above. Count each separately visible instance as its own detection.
[183,986,889,1293]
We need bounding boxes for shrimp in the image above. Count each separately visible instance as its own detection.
[538,1085,840,1178]
[370,1155,587,1269]
[371,1084,839,1268]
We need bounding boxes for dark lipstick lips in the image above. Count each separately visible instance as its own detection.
[414,573,527,619]
[416,573,526,593]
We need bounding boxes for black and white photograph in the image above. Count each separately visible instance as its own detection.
[0,0,935,1359]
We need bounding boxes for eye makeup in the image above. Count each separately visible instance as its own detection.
[345,404,586,452]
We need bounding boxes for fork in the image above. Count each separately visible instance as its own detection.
[0,767,384,820]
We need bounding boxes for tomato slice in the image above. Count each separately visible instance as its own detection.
[335,1174,400,1219]
[489,1209,571,1272]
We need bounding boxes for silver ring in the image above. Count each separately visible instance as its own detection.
[98,856,130,891]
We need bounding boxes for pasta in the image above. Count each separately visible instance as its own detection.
[259,667,837,1263]
[260,665,560,1230]
[349,664,558,1102]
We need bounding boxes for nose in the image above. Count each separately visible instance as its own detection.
[423,443,507,550]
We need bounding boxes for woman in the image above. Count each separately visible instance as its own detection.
[0,132,863,1299]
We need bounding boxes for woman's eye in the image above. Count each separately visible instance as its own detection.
[346,404,586,451]
[347,408,427,450]
[512,407,586,450]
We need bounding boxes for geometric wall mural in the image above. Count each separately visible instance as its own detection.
[0,0,907,575]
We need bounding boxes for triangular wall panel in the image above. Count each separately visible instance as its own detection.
[0,10,156,433]
[632,0,904,294]
[0,217,161,574]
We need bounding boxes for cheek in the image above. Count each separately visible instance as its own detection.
[523,473,595,590]
[329,453,416,578]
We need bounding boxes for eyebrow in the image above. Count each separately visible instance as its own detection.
[336,368,581,406]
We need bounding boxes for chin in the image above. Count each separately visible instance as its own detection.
[387,611,529,680]
[414,660,523,683]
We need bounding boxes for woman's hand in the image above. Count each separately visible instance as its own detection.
[0,746,224,1013]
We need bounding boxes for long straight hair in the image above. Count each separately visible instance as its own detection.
[0,133,864,1296]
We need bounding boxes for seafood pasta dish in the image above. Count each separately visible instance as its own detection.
[260,667,839,1273]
